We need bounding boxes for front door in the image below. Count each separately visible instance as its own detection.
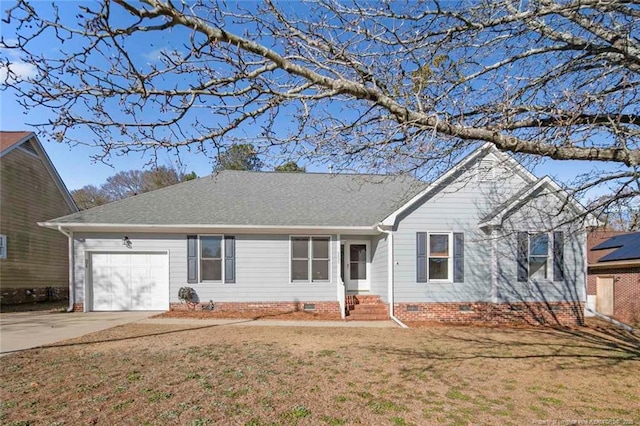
[596,276,614,316]
[345,241,369,292]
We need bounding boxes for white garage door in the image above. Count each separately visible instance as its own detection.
[91,252,169,311]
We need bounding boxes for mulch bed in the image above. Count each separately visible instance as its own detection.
[152,309,343,321]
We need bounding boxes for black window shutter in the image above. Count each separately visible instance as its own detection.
[553,231,564,282]
[224,236,236,283]
[416,232,427,283]
[453,233,464,283]
[517,232,528,282]
[187,235,198,283]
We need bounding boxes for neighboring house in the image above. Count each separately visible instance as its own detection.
[0,131,78,304]
[39,144,597,325]
[587,230,640,325]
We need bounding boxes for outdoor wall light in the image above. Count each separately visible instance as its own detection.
[122,236,132,248]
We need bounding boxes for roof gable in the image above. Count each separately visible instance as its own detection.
[0,131,78,213]
[478,176,598,228]
[0,131,32,155]
[381,143,538,227]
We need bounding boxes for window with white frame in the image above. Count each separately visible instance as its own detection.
[200,235,223,281]
[428,233,452,280]
[0,234,6,259]
[417,232,464,283]
[517,231,564,282]
[528,233,549,279]
[291,236,330,282]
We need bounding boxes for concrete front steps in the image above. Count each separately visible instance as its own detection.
[345,294,389,321]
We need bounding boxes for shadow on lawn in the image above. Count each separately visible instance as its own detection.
[369,325,639,371]
[2,311,302,356]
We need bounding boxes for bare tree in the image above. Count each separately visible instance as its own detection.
[1,0,639,215]
[72,166,197,209]
[102,169,145,200]
[71,185,111,210]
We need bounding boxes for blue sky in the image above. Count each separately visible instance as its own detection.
[0,1,615,200]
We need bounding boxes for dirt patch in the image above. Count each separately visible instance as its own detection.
[1,324,638,425]
[0,300,67,314]
[153,310,342,321]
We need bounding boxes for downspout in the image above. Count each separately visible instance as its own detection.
[56,226,74,313]
[377,225,408,329]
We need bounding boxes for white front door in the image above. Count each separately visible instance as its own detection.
[345,241,369,292]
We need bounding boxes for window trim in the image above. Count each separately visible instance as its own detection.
[528,232,550,280]
[198,234,225,283]
[0,234,6,259]
[519,231,560,283]
[427,232,453,283]
[289,235,332,283]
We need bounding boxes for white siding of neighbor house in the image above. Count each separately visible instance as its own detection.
[74,233,338,306]
[392,152,534,303]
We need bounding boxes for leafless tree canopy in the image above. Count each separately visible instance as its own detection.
[2,0,639,220]
[71,165,197,209]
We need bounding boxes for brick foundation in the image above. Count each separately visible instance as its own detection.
[394,302,585,326]
[0,286,69,305]
[170,301,341,314]
[587,267,640,325]
[72,303,84,312]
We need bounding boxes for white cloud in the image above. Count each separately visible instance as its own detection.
[0,61,38,83]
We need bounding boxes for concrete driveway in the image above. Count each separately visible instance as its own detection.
[0,311,156,355]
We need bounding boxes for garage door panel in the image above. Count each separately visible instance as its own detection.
[92,266,114,311]
[91,252,168,311]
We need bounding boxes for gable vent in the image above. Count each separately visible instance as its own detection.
[20,140,38,156]
[477,159,496,182]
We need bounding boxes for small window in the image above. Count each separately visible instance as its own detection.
[291,236,330,282]
[428,233,451,281]
[529,233,549,279]
[200,236,222,281]
[0,235,6,259]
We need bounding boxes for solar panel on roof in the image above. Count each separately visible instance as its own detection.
[593,232,640,262]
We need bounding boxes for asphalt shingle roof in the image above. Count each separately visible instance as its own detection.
[0,131,32,153]
[591,232,640,262]
[49,171,427,227]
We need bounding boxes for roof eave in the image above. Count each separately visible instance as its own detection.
[588,260,640,269]
[39,222,381,235]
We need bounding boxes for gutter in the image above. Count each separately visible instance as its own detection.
[56,226,74,313]
[376,225,408,329]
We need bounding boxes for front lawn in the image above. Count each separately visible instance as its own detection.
[1,322,638,425]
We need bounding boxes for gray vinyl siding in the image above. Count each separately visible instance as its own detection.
[393,152,529,303]
[73,233,186,306]
[74,233,338,306]
[495,194,586,304]
[370,233,388,302]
